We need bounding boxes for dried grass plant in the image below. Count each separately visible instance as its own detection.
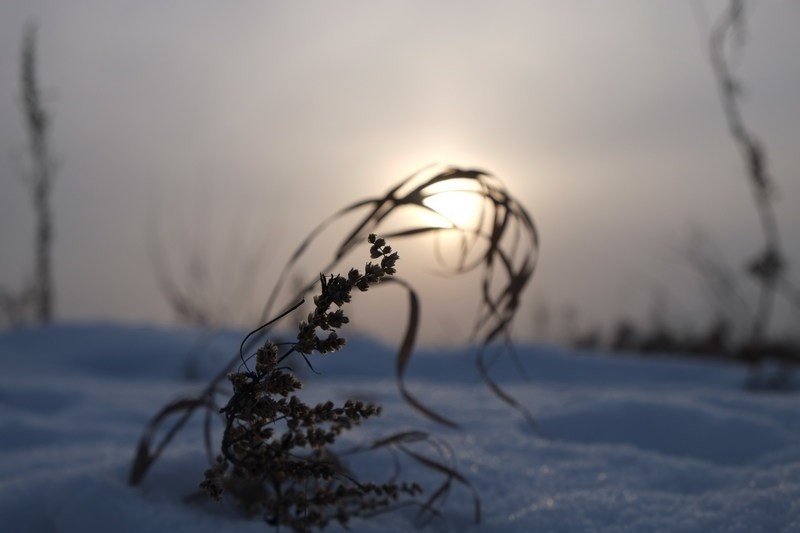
[259,165,539,427]
[130,166,537,528]
[1,24,56,327]
[193,235,479,529]
[708,1,800,345]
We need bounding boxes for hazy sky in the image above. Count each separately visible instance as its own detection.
[1,1,798,345]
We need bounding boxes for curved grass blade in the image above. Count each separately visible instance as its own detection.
[398,443,482,525]
[129,397,211,485]
[383,277,460,428]
[255,165,539,427]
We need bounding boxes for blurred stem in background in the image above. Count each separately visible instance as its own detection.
[21,24,56,324]
[0,23,56,327]
[709,0,785,345]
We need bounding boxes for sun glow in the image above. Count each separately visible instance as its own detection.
[419,180,485,229]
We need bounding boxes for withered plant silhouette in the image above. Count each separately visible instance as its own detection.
[129,166,537,527]
[710,0,800,345]
[1,24,57,327]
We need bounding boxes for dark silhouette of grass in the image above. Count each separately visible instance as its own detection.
[710,0,787,346]
[259,166,539,427]
[130,168,536,528]
[564,2,800,388]
[192,235,479,530]
[1,24,57,327]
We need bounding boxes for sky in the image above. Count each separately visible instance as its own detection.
[0,1,798,345]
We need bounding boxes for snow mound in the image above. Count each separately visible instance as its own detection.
[1,324,799,532]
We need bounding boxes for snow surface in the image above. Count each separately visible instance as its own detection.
[1,324,799,532]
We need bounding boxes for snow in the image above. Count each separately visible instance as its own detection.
[1,324,799,532]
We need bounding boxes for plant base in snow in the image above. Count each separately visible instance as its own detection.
[201,235,425,530]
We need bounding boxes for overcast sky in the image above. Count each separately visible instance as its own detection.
[1,1,798,345]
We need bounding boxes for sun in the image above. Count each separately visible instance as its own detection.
[418,179,485,229]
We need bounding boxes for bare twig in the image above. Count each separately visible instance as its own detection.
[709,0,784,345]
[21,24,56,324]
